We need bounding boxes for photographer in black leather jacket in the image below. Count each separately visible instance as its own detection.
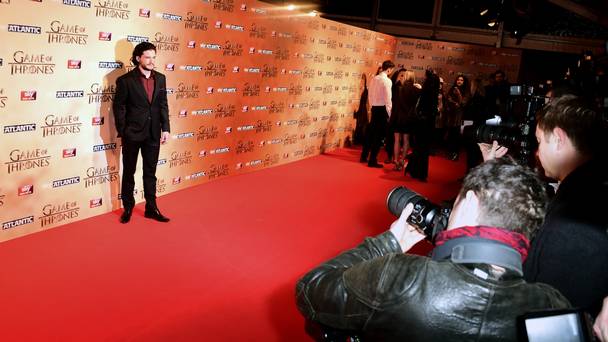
[296,158,570,341]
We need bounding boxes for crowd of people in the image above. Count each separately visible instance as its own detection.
[299,60,608,341]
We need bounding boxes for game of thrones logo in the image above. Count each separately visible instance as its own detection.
[289,84,302,95]
[298,115,312,127]
[293,32,306,44]
[215,103,235,118]
[175,83,200,100]
[47,20,88,45]
[274,48,289,61]
[313,53,324,64]
[243,83,260,97]
[169,150,192,168]
[197,125,219,141]
[334,70,344,80]
[309,100,320,110]
[84,165,118,188]
[204,61,226,77]
[42,115,82,137]
[207,164,229,180]
[6,148,51,174]
[323,85,333,95]
[10,51,55,75]
[249,23,266,39]
[261,64,277,78]
[223,41,243,56]
[269,101,284,114]
[397,50,414,60]
[0,89,7,108]
[304,146,317,157]
[236,140,254,154]
[154,32,179,52]
[88,82,115,103]
[212,0,234,12]
[255,120,272,133]
[95,0,130,19]
[185,12,208,30]
[263,153,279,167]
[39,201,79,228]
[304,67,315,79]
[283,134,297,145]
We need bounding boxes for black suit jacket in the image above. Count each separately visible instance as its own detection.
[113,68,170,142]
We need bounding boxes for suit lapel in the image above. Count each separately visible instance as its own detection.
[151,70,159,105]
[131,69,150,104]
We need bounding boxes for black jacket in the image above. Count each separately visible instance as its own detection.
[113,68,170,142]
[297,231,569,341]
[524,160,608,316]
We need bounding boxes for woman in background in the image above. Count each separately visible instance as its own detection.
[390,70,420,171]
[444,75,470,160]
[385,69,406,164]
[353,73,369,145]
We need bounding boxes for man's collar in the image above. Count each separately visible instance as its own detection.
[136,66,154,79]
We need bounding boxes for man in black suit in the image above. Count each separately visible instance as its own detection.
[113,42,170,224]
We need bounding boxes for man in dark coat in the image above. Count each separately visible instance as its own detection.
[113,42,171,224]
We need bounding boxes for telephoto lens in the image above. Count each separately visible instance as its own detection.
[386,186,451,241]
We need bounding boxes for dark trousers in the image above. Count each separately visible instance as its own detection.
[446,126,461,155]
[360,106,388,165]
[407,119,433,179]
[121,137,160,210]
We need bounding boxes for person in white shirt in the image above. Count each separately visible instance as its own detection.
[360,60,395,168]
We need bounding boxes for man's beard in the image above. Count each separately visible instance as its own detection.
[140,63,154,71]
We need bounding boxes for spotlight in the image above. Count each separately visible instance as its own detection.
[480,9,488,16]
[488,19,497,27]
[287,4,296,11]
[307,10,317,17]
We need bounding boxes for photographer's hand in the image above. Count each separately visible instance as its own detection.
[389,203,426,253]
[478,140,509,161]
[594,296,608,342]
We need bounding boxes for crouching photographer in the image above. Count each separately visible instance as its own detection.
[296,158,570,342]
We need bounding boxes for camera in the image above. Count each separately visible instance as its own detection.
[387,186,451,241]
[517,308,597,342]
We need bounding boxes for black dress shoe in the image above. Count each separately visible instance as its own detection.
[368,163,383,168]
[359,158,367,163]
[144,208,170,222]
[120,208,133,224]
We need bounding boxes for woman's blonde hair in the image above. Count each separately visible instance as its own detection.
[404,70,416,83]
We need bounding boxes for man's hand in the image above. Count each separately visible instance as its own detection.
[160,131,170,145]
[478,140,508,161]
[389,203,426,252]
[594,296,608,342]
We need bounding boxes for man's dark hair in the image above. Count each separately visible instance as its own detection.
[381,60,395,71]
[537,94,607,157]
[458,158,547,239]
[131,42,157,66]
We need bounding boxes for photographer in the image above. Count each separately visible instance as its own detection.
[296,159,569,341]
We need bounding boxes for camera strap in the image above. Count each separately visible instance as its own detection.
[431,237,523,276]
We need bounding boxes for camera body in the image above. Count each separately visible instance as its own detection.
[387,186,451,241]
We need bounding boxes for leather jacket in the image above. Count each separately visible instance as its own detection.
[296,231,570,341]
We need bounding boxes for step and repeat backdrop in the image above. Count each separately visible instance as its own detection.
[0,0,522,242]
[0,0,396,241]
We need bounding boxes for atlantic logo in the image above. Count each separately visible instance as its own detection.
[223,41,242,56]
[63,0,90,8]
[4,124,36,134]
[39,201,79,228]
[93,143,116,152]
[6,149,50,174]
[244,67,260,73]
[184,171,205,181]
[154,32,179,52]
[201,42,221,51]
[98,32,112,41]
[191,108,213,116]
[42,115,82,137]
[217,87,237,93]
[68,59,82,69]
[225,24,244,32]
[2,216,35,230]
[10,51,55,75]
[180,65,202,71]
[175,132,194,139]
[185,12,208,30]
[98,61,122,69]
[52,176,80,188]
[209,147,230,155]
[159,12,181,21]
[175,83,199,100]
[8,24,42,34]
[196,125,218,141]
[47,20,88,45]
[56,90,84,98]
[127,35,148,43]
[18,184,34,196]
[84,165,118,188]
[95,1,130,19]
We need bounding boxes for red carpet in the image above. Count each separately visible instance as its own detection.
[0,147,465,341]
